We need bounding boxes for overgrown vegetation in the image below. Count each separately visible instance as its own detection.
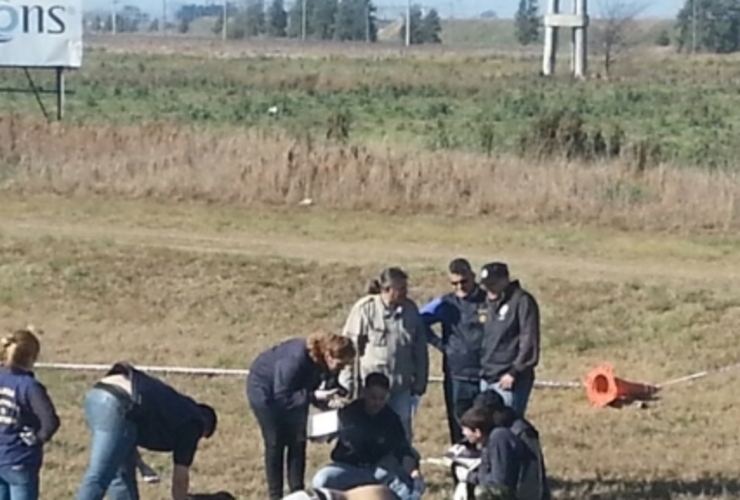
[3,47,740,169]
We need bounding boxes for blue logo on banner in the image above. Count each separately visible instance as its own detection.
[0,1,69,44]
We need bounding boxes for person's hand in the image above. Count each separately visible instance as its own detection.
[498,373,515,390]
[402,455,418,475]
[327,396,350,409]
[313,388,339,402]
[19,428,37,446]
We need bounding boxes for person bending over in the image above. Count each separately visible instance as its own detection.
[75,362,218,500]
[247,333,356,500]
[312,373,423,500]
[0,327,60,500]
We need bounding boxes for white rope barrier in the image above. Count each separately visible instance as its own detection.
[35,362,582,388]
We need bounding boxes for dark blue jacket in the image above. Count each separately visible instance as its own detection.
[420,287,487,380]
[246,338,326,413]
[330,399,414,467]
[468,427,528,493]
[106,363,207,467]
[0,367,60,469]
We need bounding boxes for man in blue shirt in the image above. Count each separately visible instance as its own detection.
[419,258,487,444]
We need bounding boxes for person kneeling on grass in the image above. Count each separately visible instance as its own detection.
[0,327,60,500]
[453,401,550,500]
[75,361,218,500]
[311,372,424,500]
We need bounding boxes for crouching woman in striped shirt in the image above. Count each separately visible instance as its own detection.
[0,327,61,500]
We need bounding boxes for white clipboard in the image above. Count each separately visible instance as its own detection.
[307,410,339,440]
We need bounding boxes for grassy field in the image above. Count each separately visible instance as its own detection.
[1,33,740,499]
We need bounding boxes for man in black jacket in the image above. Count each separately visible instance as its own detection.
[478,262,541,418]
[420,258,487,444]
[311,373,422,500]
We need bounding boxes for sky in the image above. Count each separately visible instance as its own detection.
[83,0,686,21]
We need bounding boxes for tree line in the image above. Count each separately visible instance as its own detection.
[513,0,740,54]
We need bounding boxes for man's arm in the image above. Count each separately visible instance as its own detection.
[171,422,202,500]
[419,297,446,352]
[411,306,430,397]
[171,465,190,500]
[510,294,540,376]
[338,301,366,398]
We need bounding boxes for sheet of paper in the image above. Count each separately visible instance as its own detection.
[307,410,339,439]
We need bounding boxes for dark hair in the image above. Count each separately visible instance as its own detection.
[473,389,505,414]
[460,406,495,436]
[199,404,218,438]
[364,372,390,390]
[367,267,409,294]
[473,390,518,427]
[448,258,473,276]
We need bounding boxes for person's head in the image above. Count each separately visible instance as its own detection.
[198,403,218,439]
[307,333,356,374]
[448,258,476,298]
[472,389,506,414]
[362,372,390,415]
[1,326,41,371]
[460,406,496,446]
[367,267,409,306]
[479,262,511,300]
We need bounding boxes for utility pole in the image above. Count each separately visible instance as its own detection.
[301,0,307,41]
[691,0,697,54]
[111,0,118,34]
[405,0,410,46]
[365,1,370,42]
[222,0,228,41]
[162,0,167,36]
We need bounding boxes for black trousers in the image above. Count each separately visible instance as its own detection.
[443,372,482,444]
[251,404,308,500]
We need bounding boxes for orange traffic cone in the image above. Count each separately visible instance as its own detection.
[584,364,659,408]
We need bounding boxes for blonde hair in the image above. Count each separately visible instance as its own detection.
[2,326,41,370]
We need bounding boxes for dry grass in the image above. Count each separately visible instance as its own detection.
[2,116,740,234]
[1,218,739,499]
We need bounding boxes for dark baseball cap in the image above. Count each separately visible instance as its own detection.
[479,262,509,288]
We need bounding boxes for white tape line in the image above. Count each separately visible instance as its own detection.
[35,362,582,388]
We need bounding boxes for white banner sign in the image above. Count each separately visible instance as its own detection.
[0,0,83,68]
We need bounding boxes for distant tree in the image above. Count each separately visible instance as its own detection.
[421,8,442,43]
[676,0,740,53]
[335,0,378,41]
[479,10,497,19]
[267,0,288,36]
[655,28,671,46]
[311,0,338,39]
[245,0,267,36]
[399,4,424,43]
[515,0,540,45]
[287,0,315,37]
[592,0,647,76]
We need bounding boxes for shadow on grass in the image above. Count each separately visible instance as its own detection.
[188,492,236,500]
[551,477,740,499]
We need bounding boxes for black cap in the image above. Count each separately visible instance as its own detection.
[479,262,509,288]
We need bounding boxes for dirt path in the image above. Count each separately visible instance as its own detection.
[0,218,736,286]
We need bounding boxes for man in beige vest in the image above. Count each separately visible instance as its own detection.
[338,267,429,443]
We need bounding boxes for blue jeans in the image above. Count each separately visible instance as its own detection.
[480,373,535,417]
[311,463,414,500]
[0,465,40,500]
[387,390,413,444]
[76,387,139,500]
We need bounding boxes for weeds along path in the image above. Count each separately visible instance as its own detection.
[0,217,738,287]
